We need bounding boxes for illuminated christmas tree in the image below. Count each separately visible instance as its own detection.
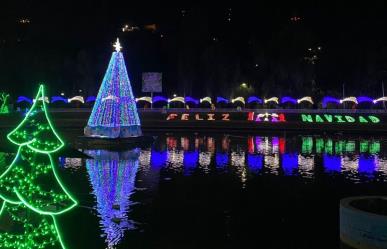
[84,38,142,138]
[0,85,77,249]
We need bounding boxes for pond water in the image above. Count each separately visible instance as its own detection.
[2,133,387,249]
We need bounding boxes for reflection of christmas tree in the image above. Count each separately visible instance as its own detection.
[85,38,141,138]
[0,85,77,249]
[85,149,139,248]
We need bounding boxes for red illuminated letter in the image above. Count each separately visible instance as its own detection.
[195,114,203,120]
[207,113,215,120]
[166,113,178,120]
[222,113,230,121]
[247,112,254,121]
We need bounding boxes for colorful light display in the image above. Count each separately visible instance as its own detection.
[85,38,141,138]
[0,85,77,249]
[12,94,387,108]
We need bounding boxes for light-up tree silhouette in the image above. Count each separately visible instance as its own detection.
[85,149,139,248]
[0,92,10,114]
[84,38,142,138]
[0,85,77,249]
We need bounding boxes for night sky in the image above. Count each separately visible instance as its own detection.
[2,1,387,99]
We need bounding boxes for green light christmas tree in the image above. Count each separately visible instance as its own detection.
[0,85,77,249]
[0,92,10,114]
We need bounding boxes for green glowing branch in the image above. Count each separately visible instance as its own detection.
[7,85,64,153]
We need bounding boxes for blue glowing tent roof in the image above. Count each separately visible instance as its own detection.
[217,97,229,104]
[281,96,297,104]
[247,96,263,104]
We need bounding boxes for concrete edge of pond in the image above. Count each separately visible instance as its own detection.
[340,196,387,249]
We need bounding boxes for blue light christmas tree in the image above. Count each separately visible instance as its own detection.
[85,38,142,138]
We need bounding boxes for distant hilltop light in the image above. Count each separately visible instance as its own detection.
[241,83,248,88]
[290,16,302,22]
[19,18,30,24]
[122,24,140,32]
[144,24,157,32]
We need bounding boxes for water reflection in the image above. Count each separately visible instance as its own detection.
[51,134,387,249]
[50,134,387,249]
[84,149,140,249]
[144,135,387,182]
[59,135,387,188]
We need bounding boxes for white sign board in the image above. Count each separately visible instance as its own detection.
[142,72,162,93]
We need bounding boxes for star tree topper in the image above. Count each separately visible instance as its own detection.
[113,38,122,52]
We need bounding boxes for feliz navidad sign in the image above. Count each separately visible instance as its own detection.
[164,112,383,124]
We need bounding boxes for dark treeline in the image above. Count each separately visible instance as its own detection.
[1,2,387,100]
